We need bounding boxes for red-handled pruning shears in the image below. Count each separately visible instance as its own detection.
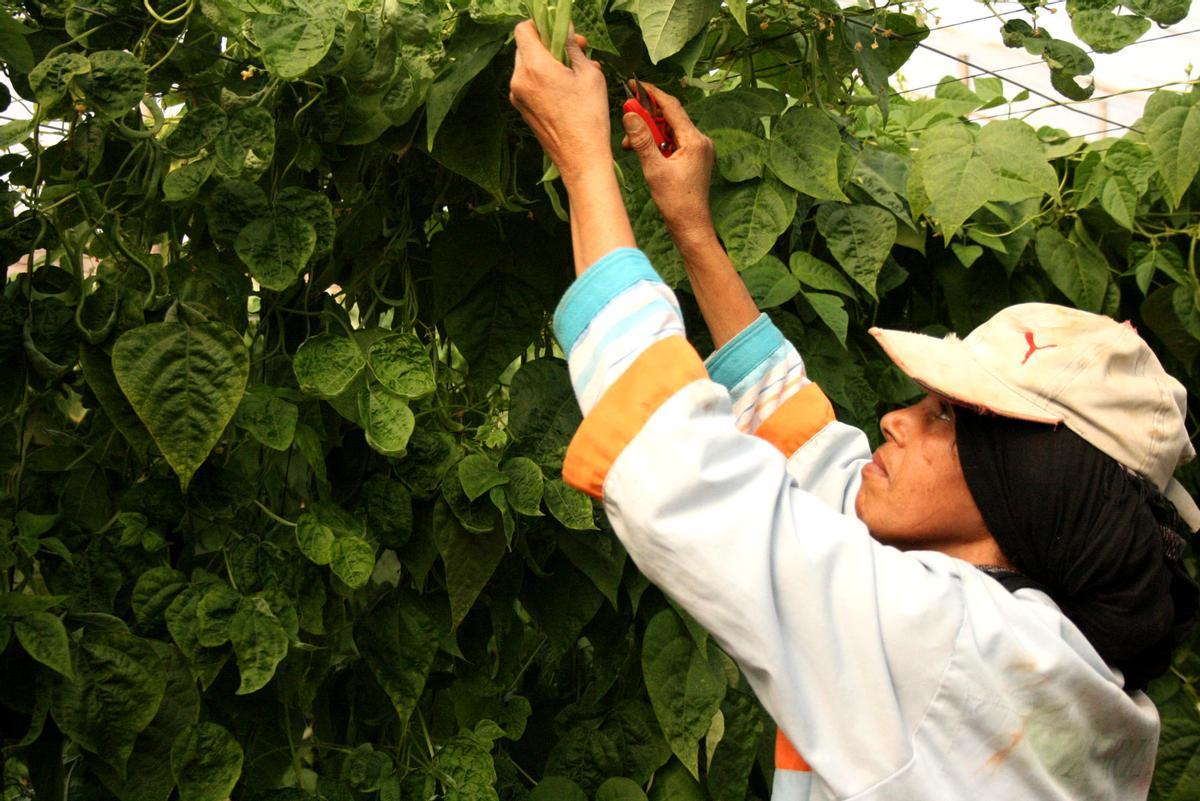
[622,77,676,157]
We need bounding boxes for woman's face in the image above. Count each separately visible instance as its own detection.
[855,394,1001,562]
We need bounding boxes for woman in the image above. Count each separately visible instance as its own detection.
[508,22,1198,800]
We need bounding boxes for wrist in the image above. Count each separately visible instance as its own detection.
[559,155,616,191]
[670,222,721,256]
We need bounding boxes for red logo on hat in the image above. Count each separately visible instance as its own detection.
[1022,331,1057,365]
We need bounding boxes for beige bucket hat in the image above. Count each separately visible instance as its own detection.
[869,303,1200,532]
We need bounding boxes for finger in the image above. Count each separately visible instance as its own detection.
[639,81,702,142]
[622,112,662,164]
[513,20,555,67]
[621,134,632,151]
[565,25,590,69]
[574,32,589,49]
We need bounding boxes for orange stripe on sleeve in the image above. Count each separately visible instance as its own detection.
[775,730,812,771]
[754,382,836,457]
[756,382,833,775]
[562,336,706,499]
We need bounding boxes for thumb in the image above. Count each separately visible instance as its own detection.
[623,112,660,162]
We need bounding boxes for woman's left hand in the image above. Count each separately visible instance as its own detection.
[509,21,611,185]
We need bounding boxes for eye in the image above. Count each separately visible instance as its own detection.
[928,397,953,422]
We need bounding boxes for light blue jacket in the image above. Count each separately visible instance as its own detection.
[553,248,1159,801]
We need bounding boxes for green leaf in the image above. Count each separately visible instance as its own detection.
[235,213,317,291]
[433,500,506,630]
[330,535,376,588]
[434,730,499,801]
[28,52,90,108]
[171,722,243,801]
[1151,717,1200,800]
[1129,241,1187,295]
[648,758,706,801]
[214,106,275,178]
[1147,103,1200,210]
[443,469,498,532]
[444,274,545,384]
[93,642,201,801]
[164,587,229,690]
[951,243,983,268]
[131,567,188,627]
[706,683,763,801]
[1100,174,1138,230]
[530,777,587,801]
[253,0,342,79]
[367,332,436,399]
[195,582,241,647]
[13,612,73,679]
[112,322,250,490]
[768,107,847,201]
[50,627,167,778]
[76,51,146,119]
[430,74,506,198]
[162,158,215,203]
[977,120,1060,202]
[1042,39,1095,101]
[817,204,897,298]
[234,385,298,450]
[642,609,727,779]
[164,105,227,157]
[0,14,35,74]
[344,743,394,792]
[1126,0,1189,25]
[711,177,797,269]
[544,479,596,530]
[296,513,335,565]
[293,334,365,398]
[356,589,439,726]
[1070,10,1150,53]
[425,21,507,149]
[1099,137,1156,194]
[229,595,289,693]
[916,123,996,237]
[596,777,648,801]
[740,254,800,308]
[572,0,618,53]
[501,457,544,516]
[0,118,33,148]
[710,128,766,183]
[558,531,626,610]
[206,180,270,244]
[458,454,509,502]
[638,0,721,63]
[275,187,335,256]
[1034,225,1109,312]
[359,383,416,456]
[788,252,854,296]
[803,292,849,348]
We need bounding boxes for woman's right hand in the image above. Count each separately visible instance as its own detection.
[621,82,716,246]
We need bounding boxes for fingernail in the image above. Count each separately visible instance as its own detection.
[622,113,640,133]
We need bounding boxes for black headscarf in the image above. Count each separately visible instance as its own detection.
[954,409,1198,691]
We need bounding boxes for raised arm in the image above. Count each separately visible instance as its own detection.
[620,84,759,349]
[508,22,634,275]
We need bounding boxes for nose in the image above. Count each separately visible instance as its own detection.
[880,404,916,446]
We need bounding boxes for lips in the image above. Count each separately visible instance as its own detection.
[863,450,889,480]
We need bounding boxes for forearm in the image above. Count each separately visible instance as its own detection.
[673,227,759,349]
[564,167,636,276]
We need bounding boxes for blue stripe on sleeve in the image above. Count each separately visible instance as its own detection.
[704,313,785,391]
[553,248,663,355]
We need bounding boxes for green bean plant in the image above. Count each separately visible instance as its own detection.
[1,0,1199,798]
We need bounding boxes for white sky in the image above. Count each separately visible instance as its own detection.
[894,0,1200,137]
